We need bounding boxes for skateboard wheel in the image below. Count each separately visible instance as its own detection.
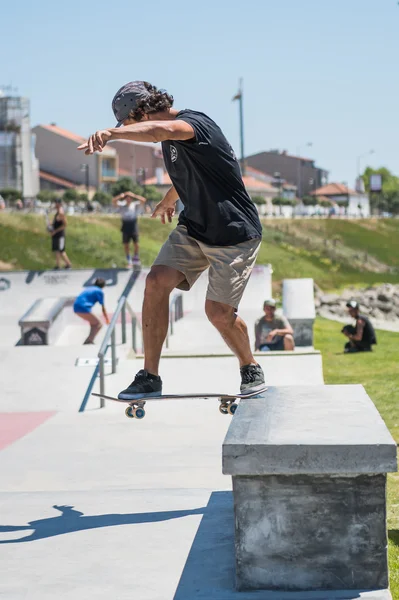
[219,403,229,415]
[125,406,135,419]
[228,403,238,415]
[134,407,145,419]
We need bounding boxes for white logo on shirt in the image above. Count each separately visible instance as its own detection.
[170,145,178,162]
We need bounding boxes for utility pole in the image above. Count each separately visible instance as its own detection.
[232,78,246,175]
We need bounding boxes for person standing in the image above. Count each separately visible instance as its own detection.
[50,199,72,269]
[73,278,110,344]
[112,191,145,266]
[78,80,265,400]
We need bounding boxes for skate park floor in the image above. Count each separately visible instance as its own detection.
[0,266,333,599]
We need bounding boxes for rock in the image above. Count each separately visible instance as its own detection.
[370,308,385,320]
[320,294,340,305]
[377,293,392,302]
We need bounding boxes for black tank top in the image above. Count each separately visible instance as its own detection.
[52,213,65,238]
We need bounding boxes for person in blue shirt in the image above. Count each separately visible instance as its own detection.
[73,278,110,344]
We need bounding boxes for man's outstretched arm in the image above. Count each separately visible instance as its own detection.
[78,121,195,155]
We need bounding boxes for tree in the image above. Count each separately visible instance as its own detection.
[37,190,59,203]
[302,195,318,206]
[92,191,112,205]
[110,177,145,197]
[0,188,20,203]
[63,189,81,203]
[362,166,399,215]
[251,195,266,205]
[142,185,162,205]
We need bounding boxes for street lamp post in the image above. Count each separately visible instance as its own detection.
[80,163,89,193]
[296,142,312,198]
[356,149,375,178]
[232,78,245,175]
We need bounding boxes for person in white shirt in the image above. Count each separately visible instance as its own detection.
[112,191,145,266]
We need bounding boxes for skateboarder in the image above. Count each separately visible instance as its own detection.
[78,81,265,399]
[73,278,110,344]
[50,199,72,270]
[112,190,145,266]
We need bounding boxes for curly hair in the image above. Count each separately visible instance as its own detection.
[127,82,174,122]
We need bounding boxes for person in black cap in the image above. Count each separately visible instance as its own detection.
[341,300,377,353]
[78,81,265,401]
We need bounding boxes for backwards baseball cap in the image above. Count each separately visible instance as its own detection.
[112,81,152,127]
[263,299,277,308]
[346,300,359,309]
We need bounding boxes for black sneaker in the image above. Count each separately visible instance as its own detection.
[118,369,162,400]
[240,364,266,394]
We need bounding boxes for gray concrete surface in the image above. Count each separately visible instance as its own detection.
[223,385,397,475]
[283,278,316,346]
[233,474,388,591]
[223,385,396,594]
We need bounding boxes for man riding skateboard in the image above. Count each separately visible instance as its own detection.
[78,81,265,400]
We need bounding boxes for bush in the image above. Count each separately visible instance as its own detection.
[143,185,162,204]
[252,195,266,205]
[110,177,145,197]
[37,190,59,203]
[302,195,318,206]
[92,191,112,205]
[63,189,81,203]
[0,188,20,203]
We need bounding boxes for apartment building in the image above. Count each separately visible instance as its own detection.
[0,93,39,199]
[246,149,328,198]
[32,124,118,192]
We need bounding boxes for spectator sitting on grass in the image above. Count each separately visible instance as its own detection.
[342,300,377,353]
[254,299,295,352]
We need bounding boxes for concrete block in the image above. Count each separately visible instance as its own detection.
[233,473,388,591]
[223,386,397,476]
[283,278,316,347]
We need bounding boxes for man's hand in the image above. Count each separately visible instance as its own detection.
[152,201,175,224]
[78,130,113,155]
[265,330,278,342]
[152,186,179,224]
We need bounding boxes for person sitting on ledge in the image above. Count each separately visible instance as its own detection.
[342,300,377,353]
[254,299,295,352]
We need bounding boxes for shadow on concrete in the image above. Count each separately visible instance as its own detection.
[0,503,205,544]
[174,492,366,600]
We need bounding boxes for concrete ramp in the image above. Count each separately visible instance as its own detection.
[0,268,133,347]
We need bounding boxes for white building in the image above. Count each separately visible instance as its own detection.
[0,93,39,199]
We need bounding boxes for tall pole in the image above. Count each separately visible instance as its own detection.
[239,78,245,175]
[232,78,246,175]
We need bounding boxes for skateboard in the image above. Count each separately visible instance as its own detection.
[91,388,268,420]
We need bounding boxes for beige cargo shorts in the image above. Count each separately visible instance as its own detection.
[153,225,261,309]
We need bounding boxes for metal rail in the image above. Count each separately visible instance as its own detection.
[91,291,183,409]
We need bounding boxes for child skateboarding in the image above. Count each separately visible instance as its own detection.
[73,278,110,344]
[78,81,265,399]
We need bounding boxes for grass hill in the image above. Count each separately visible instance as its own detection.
[0,213,398,291]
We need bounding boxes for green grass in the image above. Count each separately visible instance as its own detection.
[1,214,399,291]
[315,318,399,598]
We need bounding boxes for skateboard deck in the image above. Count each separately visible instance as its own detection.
[92,387,268,420]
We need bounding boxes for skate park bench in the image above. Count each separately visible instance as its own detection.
[19,297,73,345]
[282,277,315,347]
[222,384,397,598]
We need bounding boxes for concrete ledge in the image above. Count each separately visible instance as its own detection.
[223,385,397,475]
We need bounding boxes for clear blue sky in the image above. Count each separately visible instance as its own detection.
[1,0,398,184]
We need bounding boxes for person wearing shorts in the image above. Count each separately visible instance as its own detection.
[50,199,72,269]
[73,278,110,344]
[254,299,295,352]
[112,191,145,266]
[78,81,265,399]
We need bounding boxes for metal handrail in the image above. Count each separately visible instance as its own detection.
[86,289,184,410]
